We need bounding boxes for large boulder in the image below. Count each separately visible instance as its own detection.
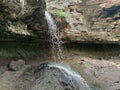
[0,0,47,41]
[9,59,25,71]
[47,0,120,44]
[15,63,90,90]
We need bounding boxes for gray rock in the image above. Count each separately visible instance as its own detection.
[0,66,8,75]
[0,60,9,75]
[9,59,25,71]
[15,63,90,90]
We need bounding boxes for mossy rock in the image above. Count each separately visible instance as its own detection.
[0,0,47,41]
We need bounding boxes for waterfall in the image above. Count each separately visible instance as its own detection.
[45,11,63,62]
[44,11,91,90]
[21,63,91,90]
[49,63,91,90]
[19,0,25,8]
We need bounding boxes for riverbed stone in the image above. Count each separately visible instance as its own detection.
[0,60,8,75]
[0,66,8,75]
[9,59,25,71]
[15,63,90,90]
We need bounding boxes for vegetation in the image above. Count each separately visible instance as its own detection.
[56,10,68,18]
[0,42,50,58]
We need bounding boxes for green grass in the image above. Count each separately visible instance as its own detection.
[0,42,50,58]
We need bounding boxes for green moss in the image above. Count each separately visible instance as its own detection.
[56,10,68,18]
[18,63,25,69]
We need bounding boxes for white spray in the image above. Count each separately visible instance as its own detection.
[45,11,63,62]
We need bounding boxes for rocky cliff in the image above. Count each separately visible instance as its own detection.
[47,0,120,44]
[0,0,120,43]
[0,0,46,41]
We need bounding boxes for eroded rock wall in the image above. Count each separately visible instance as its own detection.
[0,0,46,41]
[47,0,120,44]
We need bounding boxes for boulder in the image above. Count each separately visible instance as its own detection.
[47,0,120,44]
[9,59,25,71]
[15,63,90,90]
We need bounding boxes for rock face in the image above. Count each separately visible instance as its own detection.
[0,0,47,41]
[15,63,90,90]
[47,0,120,44]
[1,0,120,43]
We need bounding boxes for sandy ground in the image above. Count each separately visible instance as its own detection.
[64,56,120,90]
[62,49,120,90]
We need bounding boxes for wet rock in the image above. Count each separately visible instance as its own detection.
[9,59,25,71]
[15,63,90,90]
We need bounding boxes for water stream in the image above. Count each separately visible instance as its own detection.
[19,0,25,8]
[18,63,91,90]
[49,63,91,90]
[45,11,63,62]
[44,11,91,90]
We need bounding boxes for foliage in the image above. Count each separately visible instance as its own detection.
[0,42,50,58]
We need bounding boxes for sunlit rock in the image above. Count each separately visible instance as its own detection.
[47,0,120,44]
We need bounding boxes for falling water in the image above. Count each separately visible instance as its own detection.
[49,63,91,90]
[19,63,91,90]
[15,9,91,89]
[19,0,25,8]
[45,11,63,62]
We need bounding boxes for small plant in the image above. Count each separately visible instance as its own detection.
[56,10,68,18]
